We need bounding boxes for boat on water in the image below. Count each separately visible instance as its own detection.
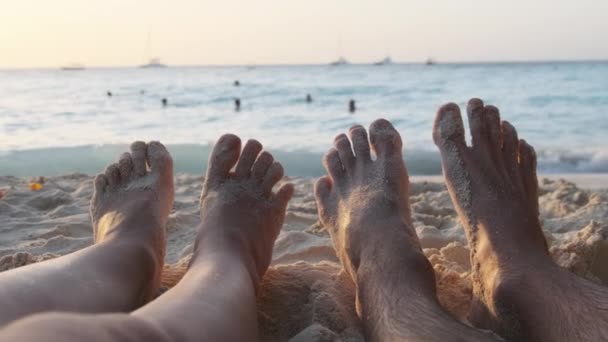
[61,63,85,71]
[425,58,436,66]
[373,57,393,66]
[140,58,167,68]
[330,57,349,66]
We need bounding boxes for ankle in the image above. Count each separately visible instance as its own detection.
[352,218,437,297]
[94,237,164,304]
[353,217,421,264]
[190,225,261,289]
[473,233,553,278]
[355,246,443,340]
[96,213,163,242]
[351,212,411,242]
[358,244,436,292]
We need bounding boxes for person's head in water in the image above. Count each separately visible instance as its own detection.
[162,98,168,107]
[107,91,112,97]
[306,94,312,103]
[235,98,241,111]
[234,80,240,87]
[349,99,356,113]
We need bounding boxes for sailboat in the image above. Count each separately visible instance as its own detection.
[139,31,167,68]
[61,63,85,71]
[140,58,167,68]
[330,57,349,66]
[373,57,393,66]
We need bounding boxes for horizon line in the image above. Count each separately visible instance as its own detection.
[1,58,608,71]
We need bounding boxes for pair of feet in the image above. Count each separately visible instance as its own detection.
[90,135,293,303]
[315,99,608,341]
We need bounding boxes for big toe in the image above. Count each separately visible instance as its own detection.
[433,103,472,198]
[369,118,403,158]
[205,134,242,186]
[146,141,173,179]
[433,103,467,151]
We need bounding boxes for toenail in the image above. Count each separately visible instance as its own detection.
[349,125,365,132]
[468,98,484,108]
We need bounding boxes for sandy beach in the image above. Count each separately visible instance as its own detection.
[0,173,606,341]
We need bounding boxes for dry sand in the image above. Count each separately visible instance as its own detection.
[1,174,607,341]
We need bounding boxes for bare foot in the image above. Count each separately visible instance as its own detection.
[314,120,417,281]
[90,141,174,302]
[315,120,497,342]
[433,99,608,341]
[191,134,294,288]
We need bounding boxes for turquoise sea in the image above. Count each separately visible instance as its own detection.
[1,62,607,176]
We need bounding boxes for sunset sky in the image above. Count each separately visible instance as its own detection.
[2,0,607,68]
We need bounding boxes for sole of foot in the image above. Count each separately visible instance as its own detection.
[433,99,555,339]
[314,119,419,278]
[192,134,294,289]
[90,141,174,303]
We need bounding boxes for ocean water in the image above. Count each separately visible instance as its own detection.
[1,62,607,177]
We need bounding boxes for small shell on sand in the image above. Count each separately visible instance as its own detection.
[0,174,606,341]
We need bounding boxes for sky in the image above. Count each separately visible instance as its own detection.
[1,0,607,68]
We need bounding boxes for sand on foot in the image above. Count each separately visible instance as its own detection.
[0,174,607,341]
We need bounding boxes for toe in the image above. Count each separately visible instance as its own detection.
[261,162,284,195]
[502,121,527,195]
[322,148,344,183]
[501,121,520,176]
[274,183,295,214]
[93,174,108,195]
[432,103,467,151]
[433,103,472,203]
[314,176,334,225]
[235,139,263,178]
[466,98,487,150]
[334,134,355,172]
[130,141,148,177]
[314,176,332,200]
[483,106,503,159]
[348,125,371,162]
[206,134,242,185]
[519,139,539,216]
[118,153,133,181]
[104,164,121,187]
[369,118,403,158]
[251,151,274,182]
[146,141,174,176]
